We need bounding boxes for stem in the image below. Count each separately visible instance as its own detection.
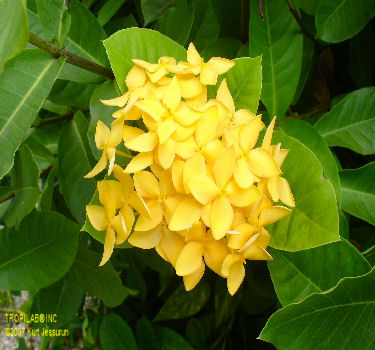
[28,32,114,79]
[286,0,317,43]
[259,0,264,19]
[116,150,133,159]
[36,109,89,128]
[0,192,14,204]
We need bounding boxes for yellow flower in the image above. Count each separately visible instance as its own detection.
[133,56,177,83]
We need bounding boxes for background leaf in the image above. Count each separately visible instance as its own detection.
[260,267,375,350]
[0,49,64,179]
[267,131,340,251]
[249,0,303,117]
[292,0,320,15]
[268,240,371,306]
[0,211,79,290]
[340,162,375,226]
[141,0,174,26]
[159,328,193,350]
[314,87,375,155]
[0,0,28,73]
[97,0,128,27]
[103,28,186,93]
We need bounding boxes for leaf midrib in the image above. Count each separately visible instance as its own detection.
[318,117,375,137]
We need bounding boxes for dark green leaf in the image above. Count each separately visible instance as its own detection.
[260,266,375,350]
[0,211,80,290]
[340,162,375,226]
[97,0,127,26]
[154,282,210,321]
[201,37,242,61]
[38,167,56,211]
[141,0,174,26]
[315,87,375,155]
[316,0,375,43]
[0,0,28,73]
[136,317,159,350]
[66,244,128,307]
[100,314,138,350]
[249,0,303,117]
[36,0,71,47]
[26,123,61,155]
[293,0,320,14]
[0,49,65,179]
[103,28,186,93]
[268,240,371,306]
[24,132,55,172]
[3,145,39,228]
[59,111,96,224]
[159,328,193,350]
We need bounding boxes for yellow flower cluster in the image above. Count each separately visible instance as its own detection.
[85,43,295,295]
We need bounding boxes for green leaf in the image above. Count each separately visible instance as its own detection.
[59,0,109,83]
[59,111,96,224]
[103,28,186,93]
[31,279,84,328]
[159,328,193,350]
[0,211,80,290]
[36,0,71,47]
[66,244,128,307]
[277,118,341,207]
[38,167,56,211]
[292,0,320,14]
[249,0,303,117]
[100,314,138,350]
[154,282,210,321]
[314,87,375,155]
[136,317,159,350]
[260,266,375,349]
[201,37,242,61]
[141,0,174,26]
[268,131,340,251]
[97,0,127,26]
[24,132,55,172]
[3,145,40,228]
[89,81,121,159]
[268,240,371,306]
[0,49,65,179]
[154,0,194,46]
[26,123,61,156]
[0,0,28,73]
[340,162,375,226]
[316,0,375,43]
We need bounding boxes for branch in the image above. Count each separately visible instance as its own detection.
[286,0,317,43]
[0,192,14,204]
[28,32,114,80]
[36,109,89,128]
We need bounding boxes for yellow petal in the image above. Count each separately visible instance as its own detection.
[95,120,110,150]
[84,152,107,178]
[173,123,195,141]
[262,117,276,152]
[135,97,165,121]
[227,181,261,207]
[259,206,292,226]
[210,196,234,239]
[101,93,128,107]
[248,148,281,178]
[148,66,168,83]
[157,138,176,169]
[86,205,107,231]
[129,226,162,249]
[185,221,207,241]
[187,175,219,205]
[213,146,235,187]
[123,125,144,143]
[127,192,151,219]
[125,132,157,152]
[201,202,211,227]
[158,119,176,144]
[132,58,158,72]
[168,197,201,231]
[124,104,142,121]
[99,227,116,266]
[200,65,218,85]
[162,76,181,111]
[187,43,202,65]
[114,205,135,243]
[133,171,160,199]
[279,177,295,207]
[124,152,153,173]
[195,105,219,146]
[216,79,235,113]
[108,118,124,148]
[106,147,116,175]
[176,242,204,276]
[204,240,228,275]
[175,137,197,159]
[234,158,254,189]
[183,153,206,187]
[177,76,203,98]
[221,253,241,277]
[183,261,205,291]
[204,140,226,165]
[243,246,273,260]
[232,109,255,128]
[239,115,264,151]
[207,57,235,74]
[227,261,245,295]
[185,85,207,107]
[113,165,134,194]
[134,200,163,231]
[267,176,280,202]
[158,229,185,267]
[174,102,202,126]
[172,160,185,193]
[227,223,256,250]
[126,65,147,89]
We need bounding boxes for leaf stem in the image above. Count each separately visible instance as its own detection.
[28,32,114,80]
[0,192,15,204]
[115,150,133,159]
[36,109,89,128]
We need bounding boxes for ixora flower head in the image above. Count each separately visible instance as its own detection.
[85,43,295,295]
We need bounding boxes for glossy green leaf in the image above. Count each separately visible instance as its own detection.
[249,0,303,117]
[59,0,109,83]
[31,279,84,328]
[89,81,121,159]
[3,146,40,228]
[100,314,138,350]
[277,118,341,206]
[155,0,194,46]
[201,37,242,61]
[97,0,127,26]
[26,123,61,156]
[154,282,210,321]
[292,0,320,15]
[38,167,56,211]
[314,87,375,155]
[0,0,28,73]
[141,0,174,26]
[24,132,55,172]
[103,28,186,93]
[340,162,375,226]
[268,131,340,251]
[159,328,193,350]
[268,240,371,306]
[0,211,80,290]
[66,244,128,307]
[316,0,375,43]
[260,266,375,350]
[59,111,96,224]
[0,49,65,179]
[136,317,159,350]
[36,0,71,47]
